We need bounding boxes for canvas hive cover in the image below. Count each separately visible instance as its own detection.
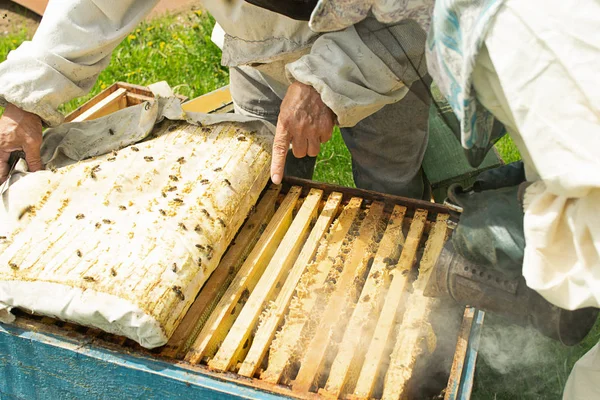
[0,120,272,348]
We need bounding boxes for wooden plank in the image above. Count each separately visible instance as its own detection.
[160,185,281,359]
[321,205,407,398]
[185,186,302,365]
[292,202,386,394]
[182,86,232,114]
[0,322,288,400]
[209,189,324,372]
[261,198,363,384]
[238,192,344,378]
[445,308,476,400]
[71,88,128,122]
[382,214,449,400]
[283,177,450,217]
[352,209,429,399]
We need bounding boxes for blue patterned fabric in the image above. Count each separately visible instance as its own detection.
[426,0,504,150]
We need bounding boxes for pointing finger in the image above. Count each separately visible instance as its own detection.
[271,121,292,185]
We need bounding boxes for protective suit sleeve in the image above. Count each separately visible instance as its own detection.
[471,0,600,310]
[285,23,415,127]
[0,0,158,126]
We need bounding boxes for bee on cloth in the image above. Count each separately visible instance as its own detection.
[131,146,140,152]
[144,156,154,162]
[90,165,101,179]
[83,276,96,282]
[172,285,185,301]
[76,214,85,220]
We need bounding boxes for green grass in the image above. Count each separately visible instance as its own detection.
[0,11,596,399]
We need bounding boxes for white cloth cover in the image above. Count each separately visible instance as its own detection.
[0,90,274,348]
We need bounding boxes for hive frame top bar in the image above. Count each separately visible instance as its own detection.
[282,176,452,219]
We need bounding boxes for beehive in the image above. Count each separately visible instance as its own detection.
[6,180,469,399]
[166,181,454,399]
[0,120,272,348]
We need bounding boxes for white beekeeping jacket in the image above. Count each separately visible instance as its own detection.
[0,0,409,128]
[429,0,600,311]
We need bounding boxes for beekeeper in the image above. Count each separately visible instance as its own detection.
[425,0,600,398]
[306,0,599,398]
[0,0,435,199]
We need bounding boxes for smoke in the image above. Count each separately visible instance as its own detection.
[479,318,556,374]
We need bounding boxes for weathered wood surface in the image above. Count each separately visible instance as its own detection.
[209,189,323,372]
[292,202,386,393]
[71,88,128,122]
[161,185,281,359]
[353,209,428,399]
[185,187,302,365]
[382,214,449,400]
[322,205,407,398]
[261,198,363,385]
[239,192,343,378]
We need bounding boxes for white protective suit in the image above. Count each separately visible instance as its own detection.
[426,0,600,398]
[0,0,409,129]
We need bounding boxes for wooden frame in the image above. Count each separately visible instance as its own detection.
[0,82,484,400]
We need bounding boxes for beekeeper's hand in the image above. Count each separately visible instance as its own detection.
[0,104,43,183]
[271,82,335,184]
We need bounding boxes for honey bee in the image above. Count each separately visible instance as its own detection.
[200,179,209,185]
[168,124,178,132]
[119,206,127,211]
[102,219,113,224]
[223,179,231,187]
[49,165,58,173]
[216,218,226,228]
[9,263,18,270]
[172,263,178,273]
[169,175,179,182]
[90,165,101,179]
[18,205,35,221]
[109,128,115,136]
[144,156,154,162]
[83,276,96,282]
[194,225,202,233]
[200,209,211,219]
[213,167,222,172]
[195,244,205,250]
[76,250,82,257]
[172,198,183,204]
[177,157,186,164]
[110,268,117,277]
[167,186,177,192]
[131,146,140,152]
[161,192,167,198]
[159,209,166,216]
[76,214,85,220]
[237,136,247,142]
[95,222,102,229]
[172,286,185,301]
[0,236,6,240]
[107,157,116,162]
[178,223,187,231]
